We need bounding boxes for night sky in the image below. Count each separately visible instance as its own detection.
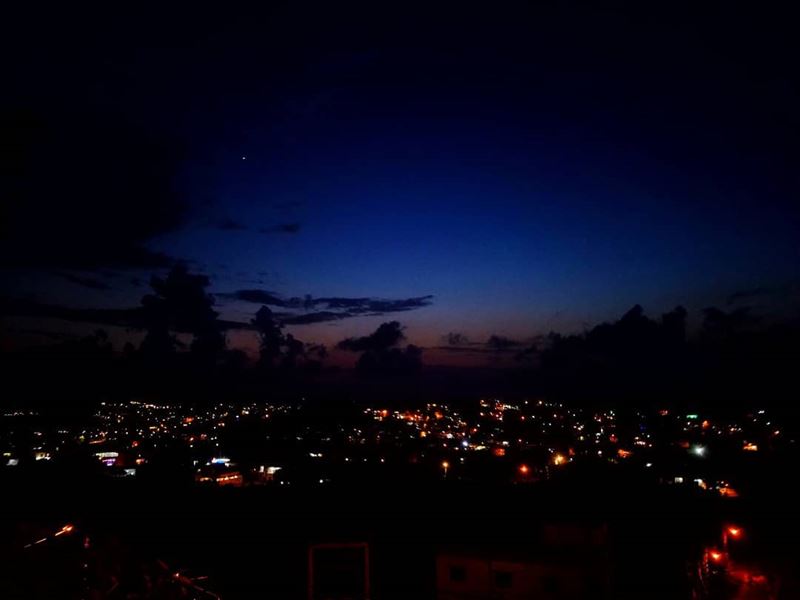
[3,2,799,366]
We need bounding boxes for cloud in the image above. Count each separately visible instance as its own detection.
[281,311,349,325]
[337,321,422,375]
[431,345,494,354]
[726,281,800,305]
[229,289,291,307]
[1,107,186,270]
[55,271,112,291]
[213,217,248,231]
[1,297,147,330]
[337,321,405,352]
[258,223,302,234]
[205,218,299,234]
[0,296,252,333]
[222,290,434,324]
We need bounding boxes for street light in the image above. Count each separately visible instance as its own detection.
[441,460,449,478]
[692,445,706,457]
[723,525,743,551]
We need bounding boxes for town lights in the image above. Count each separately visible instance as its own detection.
[723,525,743,551]
[552,453,566,466]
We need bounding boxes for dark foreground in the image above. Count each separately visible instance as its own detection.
[3,460,799,600]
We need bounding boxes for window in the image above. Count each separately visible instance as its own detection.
[449,565,466,582]
[494,570,513,589]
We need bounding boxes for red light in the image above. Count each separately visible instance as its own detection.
[727,526,741,538]
[709,550,724,563]
[519,464,529,474]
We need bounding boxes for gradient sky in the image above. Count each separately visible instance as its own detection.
[3,2,799,365]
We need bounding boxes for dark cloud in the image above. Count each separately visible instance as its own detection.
[337,321,405,353]
[55,271,112,291]
[0,296,252,333]
[431,345,494,354]
[233,291,435,313]
[313,296,434,313]
[205,218,298,234]
[337,321,422,376]
[212,217,248,231]
[727,286,767,305]
[258,223,302,234]
[727,281,800,305]
[358,296,433,313]
[223,290,433,324]
[1,296,147,330]
[281,311,349,325]
[317,297,372,309]
[1,108,186,270]
[229,289,290,307]
[701,306,759,336]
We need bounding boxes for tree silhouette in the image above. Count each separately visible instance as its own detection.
[139,265,224,367]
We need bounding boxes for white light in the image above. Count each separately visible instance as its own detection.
[692,445,706,457]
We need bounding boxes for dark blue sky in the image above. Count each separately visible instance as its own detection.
[3,2,799,364]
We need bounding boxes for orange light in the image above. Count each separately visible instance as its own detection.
[441,461,449,469]
[519,464,529,474]
[552,453,566,466]
[709,550,724,563]
[55,523,75,537]
[727,526,741,538]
